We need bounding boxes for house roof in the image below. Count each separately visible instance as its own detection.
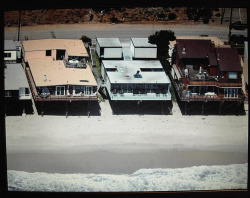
[22,39,88,57]
[96,38,122,47]
[102,60,170,84]
[4,64,29,90]
[215,48,242,72]
[176,39,218,66]
[131,38,157,48]
[28,59,97,87]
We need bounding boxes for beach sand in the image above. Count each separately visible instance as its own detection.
[5,101,248,174]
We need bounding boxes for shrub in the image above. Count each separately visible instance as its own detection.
[168,12,177,20]
[110,17,119,23]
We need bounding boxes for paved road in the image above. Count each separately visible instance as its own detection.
[5,23,247,43]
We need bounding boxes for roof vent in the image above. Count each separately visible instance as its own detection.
[217,53,220,61]
[182,47,186,54]
[44,75,47,81]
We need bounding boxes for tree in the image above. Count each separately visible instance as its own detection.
[186,7,212,23]
[148,30,176,72]
[80,35,92,46]
[148,29,176,57]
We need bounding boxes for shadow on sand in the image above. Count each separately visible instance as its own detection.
[5,98,34,116]
[175,97,246,116]
[109,100,173,115]
[35,101,101,117]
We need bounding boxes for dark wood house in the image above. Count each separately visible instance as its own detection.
[171,39,244,115]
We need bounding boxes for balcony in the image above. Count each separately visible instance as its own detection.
[35,92,98,101]
[109,89,171,101]
[63,58,87,68]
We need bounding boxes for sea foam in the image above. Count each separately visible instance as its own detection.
[8,163,247,192]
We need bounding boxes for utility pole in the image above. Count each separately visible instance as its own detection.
[18,10,21,41]
[221,8,225,25]
[229,8,233,43]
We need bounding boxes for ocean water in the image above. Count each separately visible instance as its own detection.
[8,163,247,192]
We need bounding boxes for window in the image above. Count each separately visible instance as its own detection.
[56,86,65,96]
[106,68,117,72]
[5,90,11,97]
[46,50,52,56]
[224,88,239,98]
[4,53,11,58]
[75,86,84,94]
[140,68,163,72]
[229,72,237,79]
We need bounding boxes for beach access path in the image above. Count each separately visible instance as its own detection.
[5,101,248,174]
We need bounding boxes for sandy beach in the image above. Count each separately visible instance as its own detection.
[6,101,248,174]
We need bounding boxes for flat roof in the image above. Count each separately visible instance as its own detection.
[102,60,170,84]
[96,38,122,47]
[4,40,16,51]
[5,64,29,90]
[131,38,157,48]
[22,39,88,57]
[28,59,97,87]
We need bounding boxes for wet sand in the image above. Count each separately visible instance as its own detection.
[7,150,248,174]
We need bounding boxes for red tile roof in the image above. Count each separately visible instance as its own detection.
[215,48,242,72]
[176,39,217,66]
[176,39,242,72]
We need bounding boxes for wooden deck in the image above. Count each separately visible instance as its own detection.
[35,94,98,101]
[170,75,244,102]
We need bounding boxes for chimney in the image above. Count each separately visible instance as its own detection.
[210,41,215,52]
[44,75,47,81]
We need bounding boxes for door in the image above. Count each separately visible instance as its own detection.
[84,86,92,95]
[56,86,65,96]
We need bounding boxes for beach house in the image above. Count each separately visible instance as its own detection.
[171,38,244,115]
[4,63,32,115]
[22,39,98,115]
[4,40,22,63]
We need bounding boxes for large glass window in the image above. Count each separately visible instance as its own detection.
[56,86,65,96]
[4,53,11,58]
[229,72,237,79]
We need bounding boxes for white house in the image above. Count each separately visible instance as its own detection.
[4,40,22,63]
[4,63,31,100]
[101,60,171,101]
[96,38,123,59]
[130,38,157,59]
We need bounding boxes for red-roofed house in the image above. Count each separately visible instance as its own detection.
[171,38,244,115]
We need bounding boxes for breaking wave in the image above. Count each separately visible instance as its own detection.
[8,163,247,192]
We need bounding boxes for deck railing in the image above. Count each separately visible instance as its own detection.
[35,93,98,101]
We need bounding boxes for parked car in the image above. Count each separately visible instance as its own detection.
[230,21,248,30]
[230,34,247,44]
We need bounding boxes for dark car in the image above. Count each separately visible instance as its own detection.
[230,34,247,44]
[230,21,248,30]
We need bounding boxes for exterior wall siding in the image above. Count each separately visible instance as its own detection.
[104,48,122,59]
[134,48,157,59]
